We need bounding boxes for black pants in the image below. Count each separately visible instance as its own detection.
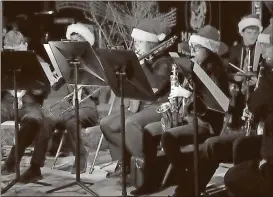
[166,130,262,195]
[231,92,245,129]
[100,105,161,166]
[161,118,215,195]
[1,101,49,167]
[225,160,273,196]
[52,106,99,156]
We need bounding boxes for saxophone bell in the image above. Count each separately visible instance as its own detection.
[156,102,173,131]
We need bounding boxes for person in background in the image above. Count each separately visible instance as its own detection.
[224,17,273,197]
[46,22,105,174]
[227,14,263,130]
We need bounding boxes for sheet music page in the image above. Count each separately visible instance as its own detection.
[40,62,56,86]
[43,44,62,76]
[193,62,230,112]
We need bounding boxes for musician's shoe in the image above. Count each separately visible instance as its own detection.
[71,153,87,174]
[19,165,42,183]
[130,186,156,196]
[106,161,122,178]
[1,163,15,175]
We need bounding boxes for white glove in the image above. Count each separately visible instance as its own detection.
[169,86,192,99]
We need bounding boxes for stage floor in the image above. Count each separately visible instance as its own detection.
[1,150,231,196]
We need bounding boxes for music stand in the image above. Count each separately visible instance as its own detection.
[96,48,156,196]
[1,50,51,194]
[44,41,99,196]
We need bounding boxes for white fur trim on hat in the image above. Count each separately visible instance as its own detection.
[189,34,220,54]
[238,18,263,34]
[258,33,271,44]
[131,28,166,43]
[66,23,95,46]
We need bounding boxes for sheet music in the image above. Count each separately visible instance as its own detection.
[40,62,57,86]
[193,62,230,112]
[43,44,62,76]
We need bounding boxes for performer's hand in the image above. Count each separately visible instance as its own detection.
[233,72,244,82]
[241,107,251,121]
[259,159,267,170]
[249,76,258,86]
[169,86,192,99]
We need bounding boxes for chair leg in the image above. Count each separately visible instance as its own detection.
[161,164,173,189]
[89,134,104,174]
[51,130,67,169]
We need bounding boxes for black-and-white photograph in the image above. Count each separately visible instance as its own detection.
[1,1,273,196]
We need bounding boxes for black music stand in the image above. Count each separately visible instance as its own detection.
[97,48,157,196]
[44,41,99,196]
[1,50,51,195]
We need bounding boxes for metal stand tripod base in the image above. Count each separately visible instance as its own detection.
[46,181,98,196]
[1,179,18,194]
[1,178,51,195]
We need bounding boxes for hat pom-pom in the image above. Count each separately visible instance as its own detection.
[157,33,166,41]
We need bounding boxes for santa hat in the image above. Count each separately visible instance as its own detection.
[131,19,170,43]
[66,22,95,46]
[238,14,263,34]
[189,25,228,56]
[257,18,273,45]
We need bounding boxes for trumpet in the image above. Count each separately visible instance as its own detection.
[46,85,102,117]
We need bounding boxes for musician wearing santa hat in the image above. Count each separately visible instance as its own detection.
[46,22,103,174]
[227,14,263,130]
[100,18,175,188]
[224,17,273,197]
[161,25,230,197]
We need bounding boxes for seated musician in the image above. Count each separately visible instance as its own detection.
[46,22,103,174]
[1,30,51,183]
[224,17,273,197]
[161,25,230,197]
[165,20,271,197]
[227,14,263,129]
[100,19,174,183]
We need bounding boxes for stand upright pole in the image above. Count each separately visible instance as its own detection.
[46,59,98,196]
[117,69,127,196]
[193,76,200,197]
[1,70,20,194]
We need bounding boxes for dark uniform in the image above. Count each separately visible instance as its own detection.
[48,85,101,173]
[100,55,172,173]
[161,53,230,196]
[224,63,273,196]
[1,87,51,182]
[228,41,258,129]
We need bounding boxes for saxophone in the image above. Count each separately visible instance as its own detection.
[245,66,264,136]
[156,63,180,131]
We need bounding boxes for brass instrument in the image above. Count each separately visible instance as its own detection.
[46,85,102,117]
[156,63,182,130]
[138,35,178,62]
[245,66,264,136]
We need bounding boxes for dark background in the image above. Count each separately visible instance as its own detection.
[3,1,273,56]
